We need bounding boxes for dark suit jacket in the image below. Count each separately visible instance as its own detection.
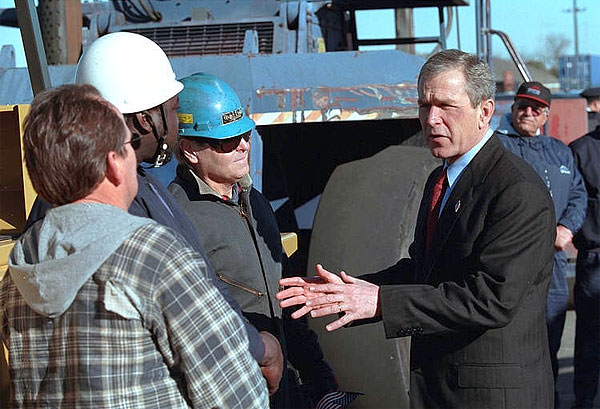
[362,134,556,408]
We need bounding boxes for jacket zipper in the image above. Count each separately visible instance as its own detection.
[237,190,278,319]
[217,273,265,297]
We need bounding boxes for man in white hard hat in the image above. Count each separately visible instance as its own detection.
[1,84,268,407]
[24,32,283,394]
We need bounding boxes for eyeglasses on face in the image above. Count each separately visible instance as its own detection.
[123,132,152,149]
[123,134,138,146]
[203,131,251,153]
[515,100,547,117]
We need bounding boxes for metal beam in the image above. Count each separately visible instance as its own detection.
[39,0,82,65]
[357,37,441,46]
[14,0,50,96]
[394,9,415,54]
[332,0,469,10]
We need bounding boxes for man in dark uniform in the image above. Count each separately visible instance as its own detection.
[570,126,600,409]
[496,82,587,408]
[581,87,600,132]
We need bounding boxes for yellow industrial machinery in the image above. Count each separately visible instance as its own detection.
[0,103,35,404]
[1,104,36,275]
[0,104,36,253]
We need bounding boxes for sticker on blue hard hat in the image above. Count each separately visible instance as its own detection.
[178,113,193,124]
[222,107,243,125]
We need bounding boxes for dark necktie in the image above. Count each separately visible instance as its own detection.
[425,168,448,253]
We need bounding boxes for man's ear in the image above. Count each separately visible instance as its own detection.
[132,111,154,134]
[542,108,551,125]
[479,98,495,129]
[105,151,124,187]
[180,139,199,164]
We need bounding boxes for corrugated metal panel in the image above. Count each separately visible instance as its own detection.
[126,22,274,57]
[559,55,600,92]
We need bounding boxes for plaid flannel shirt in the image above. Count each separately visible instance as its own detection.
[0,223,268,408]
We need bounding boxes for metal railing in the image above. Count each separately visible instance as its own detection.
[476,0,532,82]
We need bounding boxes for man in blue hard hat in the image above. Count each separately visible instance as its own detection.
[169,72,354,409]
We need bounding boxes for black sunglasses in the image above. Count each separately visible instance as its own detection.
[201,131,251,153]
[515,100,547,116]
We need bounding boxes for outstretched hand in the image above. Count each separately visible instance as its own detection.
[276,264,344,319]
[276,264,381,331]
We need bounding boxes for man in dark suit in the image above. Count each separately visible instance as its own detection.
[276,49,556,408]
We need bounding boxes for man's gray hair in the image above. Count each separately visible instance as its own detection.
[418,49,496,107]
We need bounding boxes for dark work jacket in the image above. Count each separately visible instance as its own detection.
[361,135,555,409]
[570,126,600,251]
[497,114,587,296]
[169,165,337,407]
[24,166,264,361]
[587,111,600,133]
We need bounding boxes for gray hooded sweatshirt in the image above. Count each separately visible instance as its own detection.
[8,202,152,318]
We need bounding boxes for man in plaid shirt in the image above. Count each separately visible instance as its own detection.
[0,84,268,408]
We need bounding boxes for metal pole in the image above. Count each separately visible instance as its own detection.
[395,8,415,54]
[438,7,447,50]
[475,0,484,60]
[14,0,51,96]
[485,0,492,66]
[349,9,358,51]
[38,0,82,65]
[483,28,532,82]
[573,0,579,57]
[296,1,307,53]
[455,6,461,50]
[564,0,585,57]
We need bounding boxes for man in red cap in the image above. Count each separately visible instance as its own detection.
[496,81,588,408]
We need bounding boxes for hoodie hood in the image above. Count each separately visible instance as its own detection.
[9,202,153,318]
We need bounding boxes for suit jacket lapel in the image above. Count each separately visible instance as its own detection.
[421,134,504,281]
[422,167,474,277]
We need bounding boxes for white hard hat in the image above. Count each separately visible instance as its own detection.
[75,32,183,114]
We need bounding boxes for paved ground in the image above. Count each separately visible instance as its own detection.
[556,310,600,409]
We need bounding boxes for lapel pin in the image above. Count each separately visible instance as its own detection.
[455,200,461,213]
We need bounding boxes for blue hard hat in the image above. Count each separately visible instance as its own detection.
[177,72,255,140]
